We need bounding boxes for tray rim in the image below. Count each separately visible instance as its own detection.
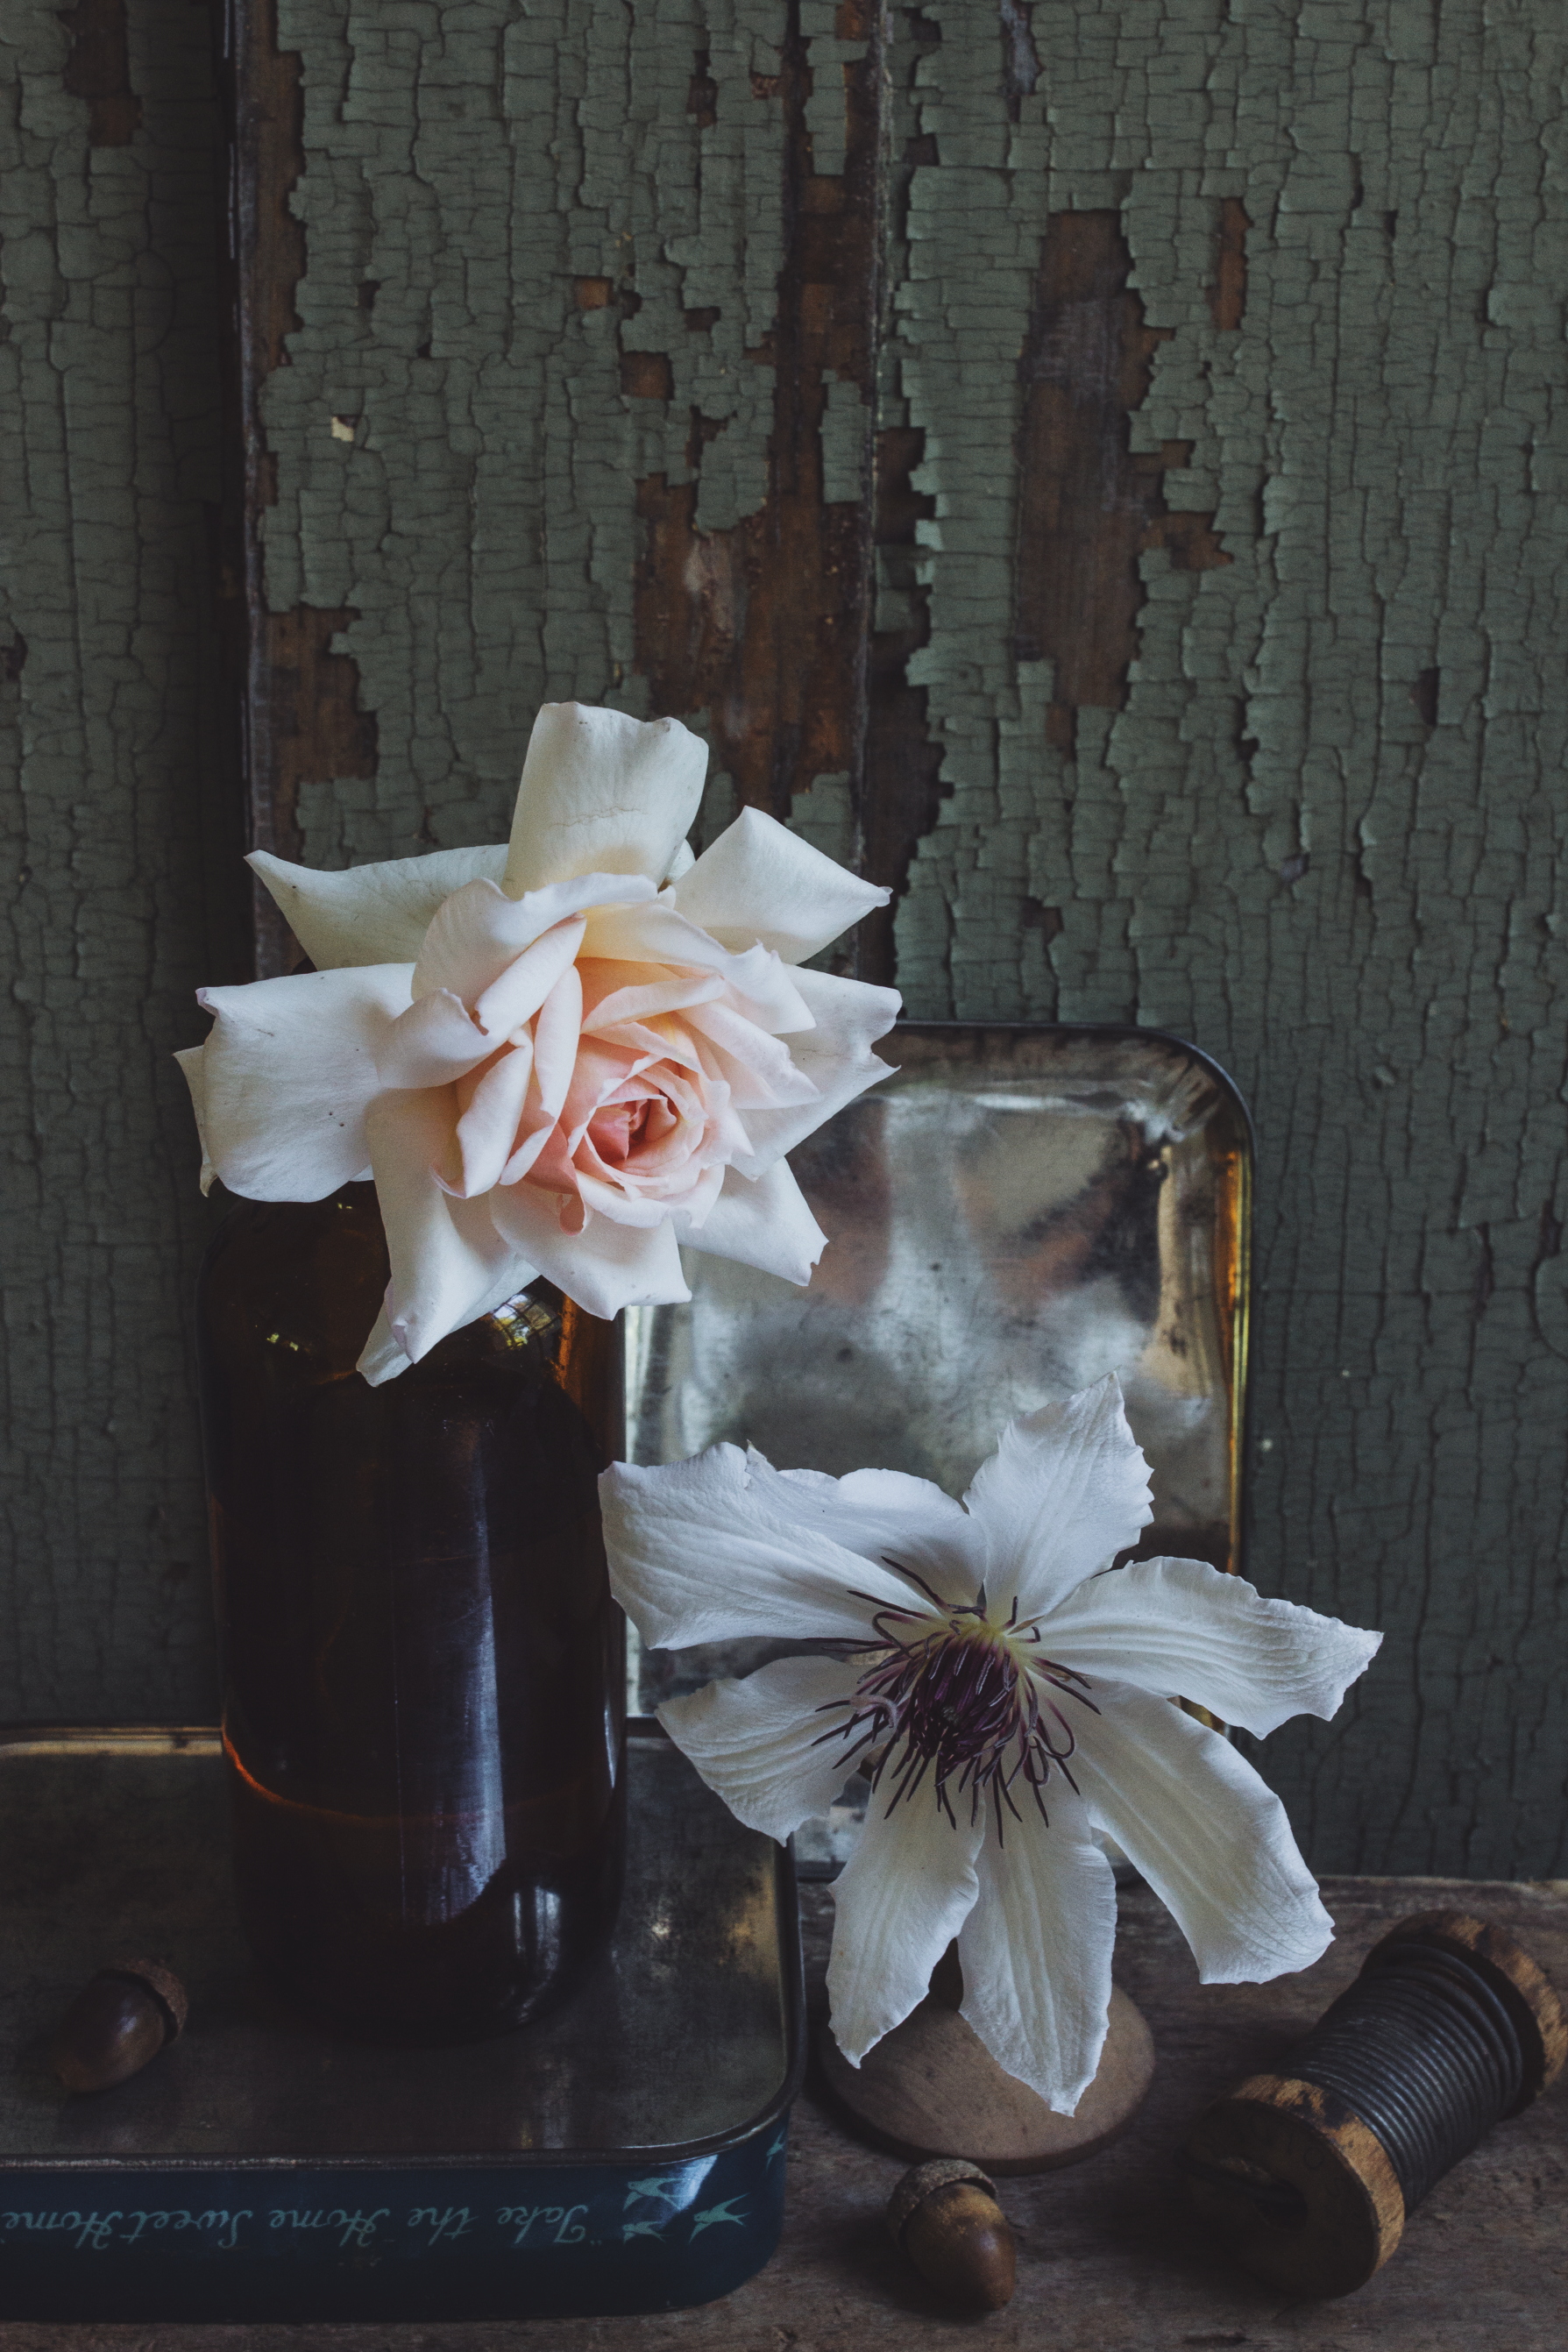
[0,1720,806,2176]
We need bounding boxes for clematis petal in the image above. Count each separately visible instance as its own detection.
[472,916,586,1039]
[745,1455,982,1595]
[190,965,411,1200]
[1040,1556,1382,1737]
[675,1159,828,1284]
[249,844,507,971]
[724,966,899,1176]
[600,1445,922,1651]
[827,1796,983,2067]
[656,1656,864,1842]
[963,1376,1153,1622]
[364,1090,529,1368]
[672,805,890,964]
[1069,1681,1335,1985]
[376,989,488,1089]
[504,704,708,894]
[490,1179,691,1320]
[956,1784,1118,2114]
[413,876,649,1006]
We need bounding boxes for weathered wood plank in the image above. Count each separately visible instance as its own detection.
[877,0,1568,1879]
[236,0,887,905]
[0,0,242,1722]
[1,1874,1563,2348]
[634,0,883,843]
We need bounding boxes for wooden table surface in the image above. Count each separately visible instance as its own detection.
[3,1875,1564,2352]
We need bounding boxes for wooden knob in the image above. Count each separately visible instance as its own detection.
[886,2158,1017,2310]
[48,1959,188,2094]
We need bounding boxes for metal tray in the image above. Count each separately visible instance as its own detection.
[626,1021,1252,1859]
[0,1724,803,2323]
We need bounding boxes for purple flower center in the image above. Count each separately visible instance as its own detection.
[818,1564,1096,1832]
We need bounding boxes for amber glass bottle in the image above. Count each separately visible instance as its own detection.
[195,1185,625,2044]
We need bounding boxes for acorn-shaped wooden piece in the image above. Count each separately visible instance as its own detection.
[48,1959,188,2094]
[886,2158,1018,2310]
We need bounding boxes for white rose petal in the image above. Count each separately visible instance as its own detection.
[504,704,707,894]
[188,965,412,1200]
[250,843,507,971]
[671,804,890,964]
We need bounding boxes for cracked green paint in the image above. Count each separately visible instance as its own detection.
[0,4,230,1719]
[800,0,865,181]
[267,0,812,865]
[890,0,1568,1874]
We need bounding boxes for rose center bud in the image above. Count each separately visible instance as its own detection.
[588,1095,656,1168]
[826,1585,1097,1834]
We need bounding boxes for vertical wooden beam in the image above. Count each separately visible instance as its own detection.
[217,0,377,978]
[632,0,884,836]
[58,0,142,146]
[1012,211,1230,749]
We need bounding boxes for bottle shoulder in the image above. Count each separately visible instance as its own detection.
[198,1188,387,1379]
[196,1186,569,1394]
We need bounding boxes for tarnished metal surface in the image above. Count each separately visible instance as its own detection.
[626,1023,1251,1728]
[0,1729,791,2160]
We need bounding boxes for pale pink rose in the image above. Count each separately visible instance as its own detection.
[178,704,900,1382]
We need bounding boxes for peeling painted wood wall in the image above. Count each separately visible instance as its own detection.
[3,0,1564,1879]
[0,1,242,1726]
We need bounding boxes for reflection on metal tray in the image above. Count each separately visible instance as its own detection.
[0,1725,802,2323]
[626,1022,1252,1814]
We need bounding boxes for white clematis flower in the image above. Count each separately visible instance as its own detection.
[177,703,899,1381]
[601,1376,1381,2115]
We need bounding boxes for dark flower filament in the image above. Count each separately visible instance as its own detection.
[816,1561,1097,1834]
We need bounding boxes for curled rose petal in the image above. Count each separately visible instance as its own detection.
[249,843,507,971]
[472,916,587,1039]
[188,965,413,1201]
[413,875,649,1006]
[443,1036,536,1199]
[504,705,707,895]
[671,804,890,963]
[377,989,489,1091]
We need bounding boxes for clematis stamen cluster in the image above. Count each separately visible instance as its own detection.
[819,1569,1098,1832]
[176,703,901,1380]
[601,1375,1382,2115]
